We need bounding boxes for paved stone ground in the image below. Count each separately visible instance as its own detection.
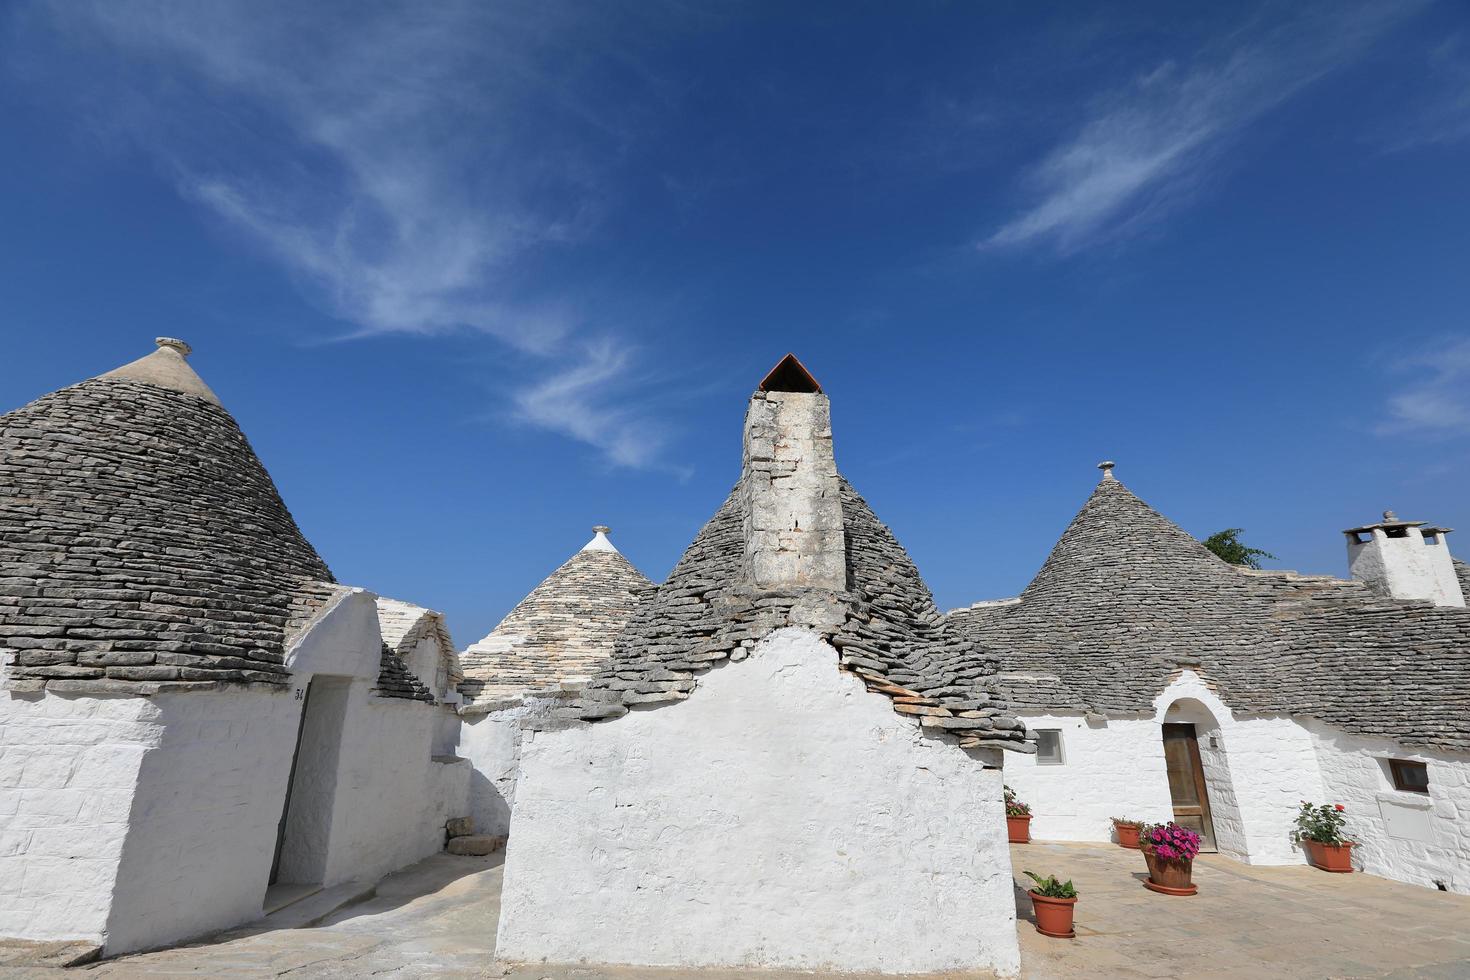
[28,843,1470,978]
[1012,842,1470,979]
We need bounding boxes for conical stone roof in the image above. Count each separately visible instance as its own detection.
[949,467,1470,751]
[459,528,653,703]
[0,339,334,694]
[537,367,1028,753]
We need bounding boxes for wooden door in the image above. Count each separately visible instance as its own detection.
[1162,723,1216,851]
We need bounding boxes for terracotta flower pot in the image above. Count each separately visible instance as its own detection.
[1007,814,1031,844]
[1028,891,1076,939]
[1142,846,1197,896]
[1305,840,1354,873]
[1114,821,1141,849]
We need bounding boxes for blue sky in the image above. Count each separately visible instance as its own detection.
[3,1,1469,645]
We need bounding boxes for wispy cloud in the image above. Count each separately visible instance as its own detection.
[512,340,690,476]
[11,0,686,466]
[983,3,1421,253]
[1377,336,1470,437]
[1383,34,1470,152]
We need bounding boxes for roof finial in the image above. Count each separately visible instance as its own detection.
[155,337,192,357]
[582,525,618,553]
[1383,509,1398,523]
[1098,460,1116,481]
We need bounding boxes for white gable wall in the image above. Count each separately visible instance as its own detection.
[497,627,1021,976]
[280,588,467,888]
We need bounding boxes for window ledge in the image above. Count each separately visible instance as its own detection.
[1375,790,1432,809]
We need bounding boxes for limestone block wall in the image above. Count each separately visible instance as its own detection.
[0,692,157,944]
[1309,725,1470,894]
[104,687,301,954]
[740,391,846,591]
[1003,714,1174,841]
[497,628,1021,977]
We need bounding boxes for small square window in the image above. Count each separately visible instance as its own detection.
[1035,729,1065,765]
[1389,759,1429,793]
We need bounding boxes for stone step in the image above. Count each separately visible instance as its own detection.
[446,834,506,856]
[262,880,378,930]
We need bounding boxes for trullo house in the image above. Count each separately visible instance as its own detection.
[454,526,652,838]
[0,339,470,955]
[495,354,1031,976]
[950,462,1470,894]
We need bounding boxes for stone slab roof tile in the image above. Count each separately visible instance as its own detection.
[1,366,334,694]
[371,641,436,703]
[949,475,1470,751]
[545,479,1029,751]
[376,596,462,689]
[459,539,652,703]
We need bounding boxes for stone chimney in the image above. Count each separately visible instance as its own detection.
[740,354,847,592]
[1344,510,1466,607]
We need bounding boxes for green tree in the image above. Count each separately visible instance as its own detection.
[1201,528,1276,569]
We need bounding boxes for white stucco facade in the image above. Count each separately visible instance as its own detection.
[454,696,560,840]
[1308,725,1470,894]
[0,586,468,956]
[497,627,1020,977]
[0,690,156,944]
[1000,713,1174,841]
[1009,670,1469,895]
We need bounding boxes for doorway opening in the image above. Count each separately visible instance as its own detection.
[267,675,351,907]
[1162,721,1218,852]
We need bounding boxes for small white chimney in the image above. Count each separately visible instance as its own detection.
[1344,510,1465,607]
[740,354,847,592]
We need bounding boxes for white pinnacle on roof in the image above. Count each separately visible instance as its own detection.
[97,337,222,405]
[581,524,618,553]
[459,525,653,703]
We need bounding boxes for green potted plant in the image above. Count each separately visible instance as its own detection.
[1023,871,1078,939]
[1291,801,1355,873]
[1111,816,1142,849]
[1138,821,1202,895]
[1005,785,1032,844]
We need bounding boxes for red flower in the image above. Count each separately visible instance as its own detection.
[1334,804,1345,812]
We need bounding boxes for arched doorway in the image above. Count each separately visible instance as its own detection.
[1159,697,1240,854]
[1162,721,1216,850]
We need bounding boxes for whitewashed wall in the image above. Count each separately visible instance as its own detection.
[1004,713,1173,841]
[1,586,470,956]
[1309,724,1470,894]
[104,687,301,954]
[1157,673,1325,867]
[284,588,468,888]
[1007,673,1327,867]
[318,684,458,886]
[0,691,156,944]
[498,628,1021,977]
[455,694,562,839]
